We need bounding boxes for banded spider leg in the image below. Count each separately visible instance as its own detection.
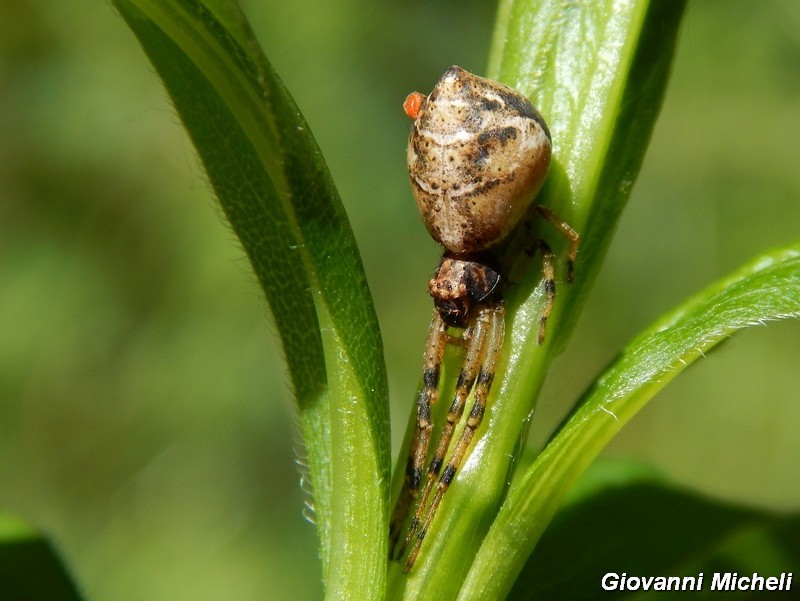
[389,252,506,572]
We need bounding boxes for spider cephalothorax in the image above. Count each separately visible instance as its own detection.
[390,66,579,571]
[428,252,501,328]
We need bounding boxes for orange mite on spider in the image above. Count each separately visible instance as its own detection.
[389,66,580,572]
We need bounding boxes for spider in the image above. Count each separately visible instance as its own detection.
[389,66,580,572]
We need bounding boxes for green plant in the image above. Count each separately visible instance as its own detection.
[3,1,798,599]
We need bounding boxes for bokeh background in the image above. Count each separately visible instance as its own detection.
[1,1,798,599]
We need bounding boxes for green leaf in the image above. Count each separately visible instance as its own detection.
[490,0,687,339]
[0,513,85,601]
[509,459,800,600]
[462,242,800,598]
[108,1,390,597]
[390,2,686,597]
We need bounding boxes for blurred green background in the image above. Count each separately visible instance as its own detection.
[1,1,798,599]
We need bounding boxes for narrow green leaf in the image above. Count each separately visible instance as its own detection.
[108,1,389,597]
[509,460,800,599]
[491,0,687,338]
[0,513,85,601]
[391,2,686,597]
[462,242,800,598]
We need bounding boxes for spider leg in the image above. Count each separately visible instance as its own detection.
[396,308,489,558]
[527,239,555,346]
[404,302,505,572]
[389,310,449,557]
[535,205,580,282]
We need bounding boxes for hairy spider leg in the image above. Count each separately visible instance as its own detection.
[398,306,491,556]
[389,310,450,557]
[535,205,580,282]
[403,302,505,572]
[526,239,556,346]
[397,309,488,558]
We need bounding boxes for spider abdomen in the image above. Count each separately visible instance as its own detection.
[407,66,552,254]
